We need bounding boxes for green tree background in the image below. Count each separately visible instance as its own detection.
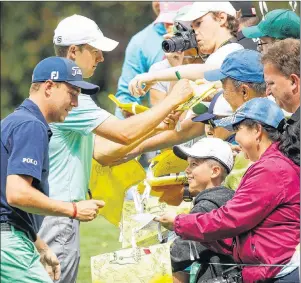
[1,1,157,119]
[1,2,299,119]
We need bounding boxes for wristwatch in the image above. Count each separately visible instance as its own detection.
[183,185,193,202]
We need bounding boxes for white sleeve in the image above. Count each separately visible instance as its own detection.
[205,43,244,67]
[149,59,171,94]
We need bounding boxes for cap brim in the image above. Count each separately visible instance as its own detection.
[204,69,227,82]
[155,12,176,24]
[176,9,207,21]
[89,36,119,52]
[192,112,216,123]
[242,25,265,39]
[173,145,193,160]
[214,115,244,131]
[67,81,100,95]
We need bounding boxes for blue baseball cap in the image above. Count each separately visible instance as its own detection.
[32,57,100,95]
[215,98,285,131]
[204,49,264,83]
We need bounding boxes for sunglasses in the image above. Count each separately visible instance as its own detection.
[208,119,216,128]
[257,41,269,52]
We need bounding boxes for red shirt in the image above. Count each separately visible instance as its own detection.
[174,143,300,282]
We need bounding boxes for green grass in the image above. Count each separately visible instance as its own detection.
[77,216,121,283]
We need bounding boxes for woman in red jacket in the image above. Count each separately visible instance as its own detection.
[156,98,300,283]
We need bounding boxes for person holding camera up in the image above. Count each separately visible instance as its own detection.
[149,19,204,106]
[115,1,191,119]
[129,2,243,98]
[120,2,243,160]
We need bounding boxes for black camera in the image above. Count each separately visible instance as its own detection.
[162,22,198,53]
[199,266,243,283]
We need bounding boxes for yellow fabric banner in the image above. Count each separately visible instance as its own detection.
[149,149,188,177]
[89,159,146,226]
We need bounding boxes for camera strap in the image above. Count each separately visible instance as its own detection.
[217,37,238,50]
[195,37,238,62]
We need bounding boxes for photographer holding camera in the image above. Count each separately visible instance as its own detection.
[149,17,205,106]
[129,2,243,98]
[123,2,243,155]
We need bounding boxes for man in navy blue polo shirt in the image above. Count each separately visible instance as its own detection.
[0,56,105,283]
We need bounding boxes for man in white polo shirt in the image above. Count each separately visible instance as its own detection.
[38,14,193,283]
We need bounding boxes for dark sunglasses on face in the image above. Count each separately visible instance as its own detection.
[257,41,269,51]
[208,119,216,128]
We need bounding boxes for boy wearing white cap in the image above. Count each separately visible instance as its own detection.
[38,14,194,283]
[170,138,235,282]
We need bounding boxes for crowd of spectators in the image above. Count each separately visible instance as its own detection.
[124,2,300,282]
[1,2,300,283]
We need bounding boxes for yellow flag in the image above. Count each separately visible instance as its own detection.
[89,159,146,226]
[108,94,149,114]
[176,81,220,111]
[150,149,188,177]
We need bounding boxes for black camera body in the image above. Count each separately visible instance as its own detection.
[162,22,198,53]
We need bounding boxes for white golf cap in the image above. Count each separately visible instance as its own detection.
[53,14,119,52]
[214,93,233,116]
[173,137,234,172]
[177,2,236,21]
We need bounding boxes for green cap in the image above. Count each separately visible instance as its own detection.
[242,9,300,39]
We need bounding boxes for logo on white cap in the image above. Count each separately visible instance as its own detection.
[53,14,119,52]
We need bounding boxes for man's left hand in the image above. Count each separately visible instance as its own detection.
[154,211,177,231]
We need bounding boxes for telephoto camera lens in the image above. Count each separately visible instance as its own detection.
[161,22,198,53]
[162,39,177,53]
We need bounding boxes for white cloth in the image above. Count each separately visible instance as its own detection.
[205,43,243,66]
[149,59,171,95]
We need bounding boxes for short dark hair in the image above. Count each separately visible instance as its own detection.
[261,38,300,78]
[29,81,62,94]
[211,12,239,37]
[53,44,86,57]
[29,83,42,93]
[239,16,259,28]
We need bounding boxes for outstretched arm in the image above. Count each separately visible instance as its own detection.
[129,63,219,97]
[93,79,194,145]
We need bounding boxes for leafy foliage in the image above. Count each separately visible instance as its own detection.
[1,1,156,118]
